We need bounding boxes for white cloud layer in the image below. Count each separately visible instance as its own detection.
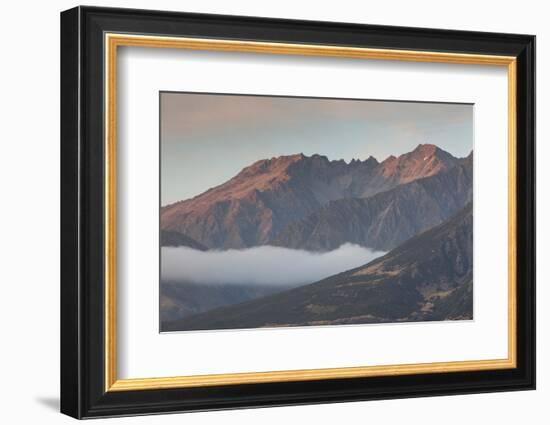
[161,244,385,286]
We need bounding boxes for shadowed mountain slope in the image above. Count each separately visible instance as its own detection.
[272,156,472,251]
[160,281,291,324]
[160,230,208,250]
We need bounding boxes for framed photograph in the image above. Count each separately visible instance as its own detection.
[60,6,535,419]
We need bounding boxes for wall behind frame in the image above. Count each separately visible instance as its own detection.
[0,1,544,424]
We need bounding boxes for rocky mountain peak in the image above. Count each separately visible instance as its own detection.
[364,155,379,166]
[377,144,458,183]
[242,154,304,175]
[412,143,438,155]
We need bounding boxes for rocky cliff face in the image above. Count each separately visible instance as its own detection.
[161,144,462,249]
[163,203,473,331]
[271,158,473,251]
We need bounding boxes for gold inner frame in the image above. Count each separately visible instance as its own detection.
[104,33,518,392]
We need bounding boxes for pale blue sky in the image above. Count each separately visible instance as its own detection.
[161,92,473,205]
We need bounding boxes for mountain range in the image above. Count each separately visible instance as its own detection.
[161,144,471,251]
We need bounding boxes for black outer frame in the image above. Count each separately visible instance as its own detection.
[60,5,536,419]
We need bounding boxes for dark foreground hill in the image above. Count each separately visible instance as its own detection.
[160,281,292,324]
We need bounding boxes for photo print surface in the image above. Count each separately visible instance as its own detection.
[159,92,473,332]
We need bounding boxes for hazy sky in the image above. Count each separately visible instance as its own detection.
[161,92,473,205]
